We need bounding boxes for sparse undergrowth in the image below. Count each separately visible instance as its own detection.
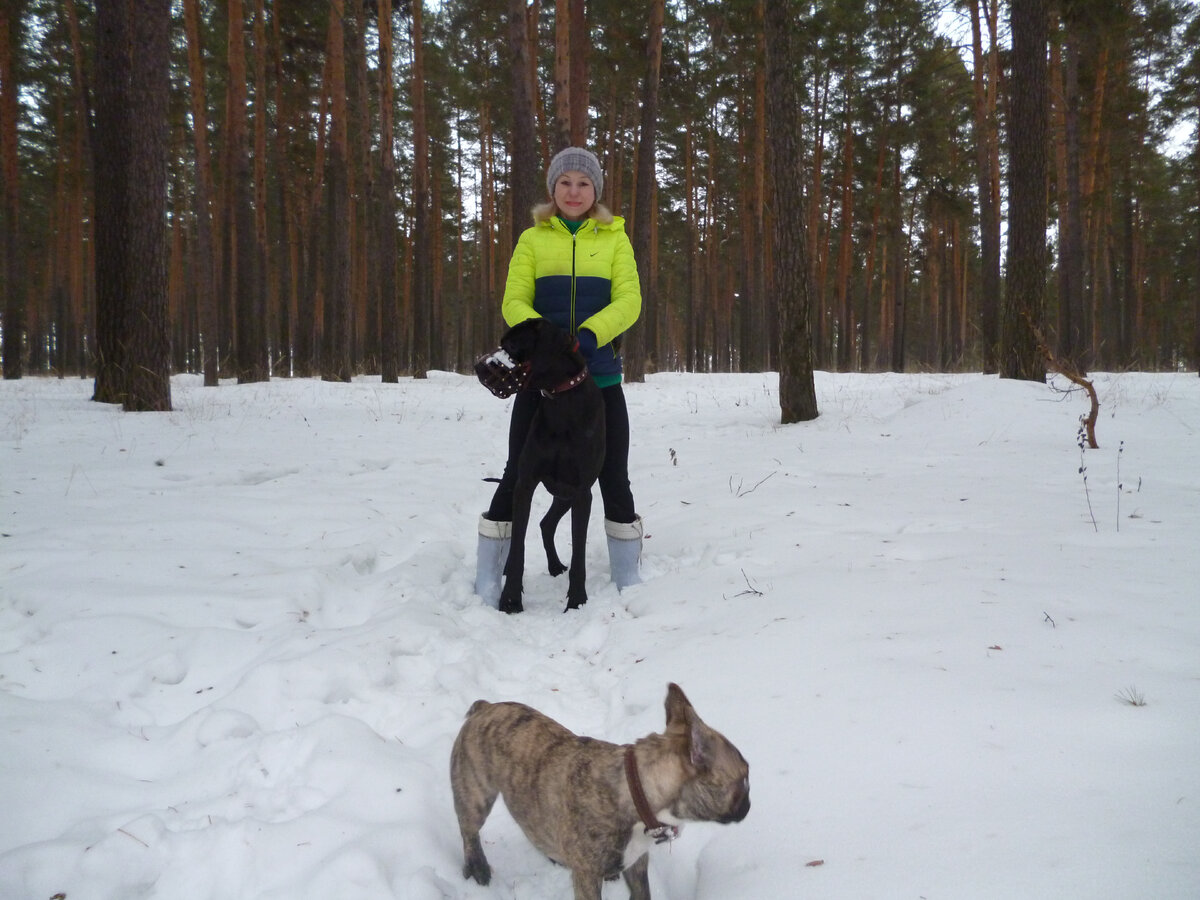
[1115,686,1148,707]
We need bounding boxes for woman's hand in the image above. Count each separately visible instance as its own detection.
[576,328,598,357]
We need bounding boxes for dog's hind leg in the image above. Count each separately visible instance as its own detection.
[540,496,571,577]
[563,490,593,611]
[457,816,493,886]
[499,482,534,614]
[450,751,496,884]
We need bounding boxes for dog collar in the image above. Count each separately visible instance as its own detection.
[540,364,590,399]
[623,746,679,844]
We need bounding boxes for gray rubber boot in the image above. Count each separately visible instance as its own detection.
[605,516,644,590]
[474,515,512,608]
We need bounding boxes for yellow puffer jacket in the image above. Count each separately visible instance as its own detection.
[501,215,642,381]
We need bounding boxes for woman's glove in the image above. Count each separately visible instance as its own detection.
[576,328,598,358]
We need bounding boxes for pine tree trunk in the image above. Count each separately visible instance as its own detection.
[969,0,1001,374]
[625,0,664,382]
[121,0,172,411]
[92,0,132,402]
[0,6,23,379]
[834,108,855,372]
[409,0,431,378]
[744,0,768,373]
[183,0,219,386]
[1083,48,1110,362]
[252,0,273,374]
[296,66,329,379]
[888,144,906,373]
[324,0,352,382]
[228,0,266,384]
[569,0,589,146]
[1055,9,1086,368]
[379,0,401,383]
[509,0,540,234]
[348,0,371,373]
[478,101,495,343]
[63,0,92,376]
[763,0,817,423]
[553,0,571,151]
[860,139,886,369]
[1001,0,1048,382]
[808,71,829,365]
[269,7,295,378]
[168,144,187,372]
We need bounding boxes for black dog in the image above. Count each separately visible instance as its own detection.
[486,318,605,614]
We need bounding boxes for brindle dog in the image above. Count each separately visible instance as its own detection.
[450,683,751,900]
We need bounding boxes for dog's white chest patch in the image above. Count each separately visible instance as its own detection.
[622,813,684,868]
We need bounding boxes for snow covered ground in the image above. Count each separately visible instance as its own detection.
[2,368,1197,900]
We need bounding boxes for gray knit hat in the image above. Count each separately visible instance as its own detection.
[546,147,603,199]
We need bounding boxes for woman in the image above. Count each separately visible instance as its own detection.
[475,147,644,603]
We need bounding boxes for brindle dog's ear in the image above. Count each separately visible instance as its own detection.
[666,684,717,771]
[664,683,693,727]
[688,718,714,772]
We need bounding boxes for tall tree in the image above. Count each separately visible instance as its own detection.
[91,0,172,409]
[183,0,218,386]
[764,0,818,423]
[553,0,571,150]
[508,0,540,233]
[252,0,272,371]
[120,0,172,410]
[744,0,769,373]
[61,0,93,377]
[92,0,133,401]
[568,0,589,146]
[408,0,432,378]
[228,0,266,383]
[379,0,401,383]
[0,0,23,379]
[1193,37,1200,374]
[324,0,352,381]
[967,0,1002,373]
[1054,1,1087,367]
[551,0,589,151]
[624,0,665,382]
[1002,0,1049,382]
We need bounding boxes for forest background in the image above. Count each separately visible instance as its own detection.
[1,0,1199,401]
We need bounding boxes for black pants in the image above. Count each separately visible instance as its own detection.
[485,384,637,524]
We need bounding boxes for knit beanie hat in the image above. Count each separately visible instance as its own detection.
[546,147,604,199]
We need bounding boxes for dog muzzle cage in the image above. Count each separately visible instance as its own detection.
[474,347,530,399]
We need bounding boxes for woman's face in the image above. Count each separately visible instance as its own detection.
[552,170,597,219]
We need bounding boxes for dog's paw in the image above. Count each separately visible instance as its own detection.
[563,593,588,612]
[463,858,492,885]
[498,593,524,614]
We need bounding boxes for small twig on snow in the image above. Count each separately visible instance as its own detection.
[117,828,149,848]
[731,470,777,498]
[732,570,763,598]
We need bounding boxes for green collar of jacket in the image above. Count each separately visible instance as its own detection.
[543,215,628,234]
